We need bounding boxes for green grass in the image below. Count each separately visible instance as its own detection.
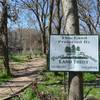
[21,87,38,100]
[11,87,38,100]
[9,52,45,63]
[0,50,45,65]
[10,53,29,63]
[84,87,100,98]
[0,53,29,64]
[19,85,67,100]
[0,69,12,84]
[11,72,65,100]
[84,73,96,81]
[42,72,64,83]
[0,59,3,64]
[14,72,100,100]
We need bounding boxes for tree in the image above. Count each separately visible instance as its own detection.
[77,46,80,51]
[20,0,49,54]
[0,0,11,75]
[50,0,63,35]
[72,45,76,54]
[52,0,100,34]
[61,0,83,100]
[78,0,100,33]
[48,0,54,35]
[52,0,63,34]
[65,46,71,53]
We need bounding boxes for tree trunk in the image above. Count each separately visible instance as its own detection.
[61,0,83,100]
[49,0,54,35]
[42,31,47,54]
[0,0,11,76]
[56,0,62,35]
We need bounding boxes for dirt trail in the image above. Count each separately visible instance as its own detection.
[0,58,46,100]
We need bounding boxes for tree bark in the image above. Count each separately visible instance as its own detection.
[42,31,47,54]
[56,0,62,35]
[61,0,83,100]
[48,0,54,35]
[0,0,11,75]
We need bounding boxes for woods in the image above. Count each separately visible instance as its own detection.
[0,0,100,100]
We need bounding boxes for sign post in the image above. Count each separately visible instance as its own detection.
[49,35,99,72]
[49,34,99,99]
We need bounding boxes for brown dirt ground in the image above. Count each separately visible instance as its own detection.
[0,58,46,100]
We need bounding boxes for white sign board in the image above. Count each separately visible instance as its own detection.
[49,35,99,72]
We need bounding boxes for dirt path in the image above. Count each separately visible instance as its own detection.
[0,58,46,100]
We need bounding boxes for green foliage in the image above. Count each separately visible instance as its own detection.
[11,72,65,99]
[21,87,38,100]
[42,72,64,84]
[9,51,45,63]
[10,53,29,63]
[0,69,11,84]
[11,87,38,100]
[0,59,3,64]
[34,72,65,99]
[84,73,96,81]
[65,45,80,54]
[84,87,100,98]
[11,72,100,99]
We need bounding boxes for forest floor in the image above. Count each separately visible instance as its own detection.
[0,58,46,100]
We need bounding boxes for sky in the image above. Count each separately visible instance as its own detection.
[8,0,100,33]
[8,0,41,31]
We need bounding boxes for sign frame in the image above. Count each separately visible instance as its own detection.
[48,34,99,72]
